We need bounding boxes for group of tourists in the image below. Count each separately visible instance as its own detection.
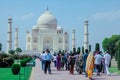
[39,49,111,80]
[94,50,111,76]
[84,50,111,80]
[39,49,77,74]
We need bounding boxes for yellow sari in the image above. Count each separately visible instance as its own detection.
[86,52,94,79]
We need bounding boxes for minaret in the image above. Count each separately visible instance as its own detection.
[72,29,75,50]
[14,27,18,49]
[7,17,12,53]
[84,19,89,50]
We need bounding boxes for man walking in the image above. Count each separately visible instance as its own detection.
[103,51,111,76]
[40,51,46,70]
[44,49,53,74]
[94,51,102,75]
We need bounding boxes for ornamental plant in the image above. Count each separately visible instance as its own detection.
[11,64,21,75]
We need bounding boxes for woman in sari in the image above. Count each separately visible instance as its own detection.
[86,52,94,80]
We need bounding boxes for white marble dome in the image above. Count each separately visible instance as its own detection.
[37,10,57,30]
[32,25,38,29]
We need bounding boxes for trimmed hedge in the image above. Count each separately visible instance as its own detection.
[20,60,26,67]
[11,64,21,75]
[0,57,14,68]
[20,58,32,67]
[6,57,14,67]
[118,42,120,70]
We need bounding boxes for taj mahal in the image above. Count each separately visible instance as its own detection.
[6,8,89,54]
[26,9,69,53]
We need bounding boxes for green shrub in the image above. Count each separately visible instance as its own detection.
[0,53,9,59]
[11,64,21,75]
[2,57,14,67]
[9,50,15,55]
[0,60,8,67]
[20,60,26,67]
[0,54,14,68]
[6,57,14,67]
[19,54,31,59]
[20,58,32,67]
[118,42,120,70]
[95,43,100,51]
[11,54,19,59]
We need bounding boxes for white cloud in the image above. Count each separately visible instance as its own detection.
[21,13,35,20]
[89,10,120,22]
[13,13,35,21]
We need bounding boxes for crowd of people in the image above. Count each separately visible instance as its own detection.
[38,49,111,79]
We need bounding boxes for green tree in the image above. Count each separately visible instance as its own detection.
[95,43,100,52]
[9,50,15,55]
[15,48,22,63]
[115,40,120,61]
[89,45,91,52]
[118,42,120,70]
[15,48,22,53]
[82,46,84,54]
[73,47,76,54]
[102,35,120,51]
[102,38,111,51]
[0,43,2,51]
[77,47,81,54]
[102,35,120,59]
[15,48,22,57]
[62,50,65,54]
[59,50,62,54]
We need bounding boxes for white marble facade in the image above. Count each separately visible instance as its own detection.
[26,10,69,53]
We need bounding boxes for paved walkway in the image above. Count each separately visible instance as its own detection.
[30,59,120,80]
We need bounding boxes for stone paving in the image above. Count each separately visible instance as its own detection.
[30,59,120,80]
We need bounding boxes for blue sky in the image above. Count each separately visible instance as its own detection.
[0,0,120,52]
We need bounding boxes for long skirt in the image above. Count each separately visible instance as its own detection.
[86,53,94,79]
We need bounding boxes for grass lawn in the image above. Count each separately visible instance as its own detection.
[0,66,32,80]
[109,66,120,75]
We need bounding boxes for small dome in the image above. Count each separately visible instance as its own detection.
[8,17,12,20]
[32,25,38,29]
[57,26,63,31]
[84,19,88,23]
[37,11,57,30]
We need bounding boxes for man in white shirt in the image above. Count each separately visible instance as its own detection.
[94,51,102,75]
[40,51,46,70]
[44,49,53,74]
[103,51,111,75]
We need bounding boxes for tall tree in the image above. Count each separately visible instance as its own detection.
[95,43,100,52]
[73,47,76,54]
[102,35,120,59]
[115,40,120,61]
[9,50,15,55]
[15,48,22,54]
[118,42,120,70]
[15,48,22,62]
[77,47,81,54]
[89,45,91,52]
[62,50,65,54]
[102,38,111,51]
[102,35,120,51]
[82,46,84,54]
[59,50,62,54]
[0,43,2,51]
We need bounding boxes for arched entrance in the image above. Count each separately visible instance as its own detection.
[43,36,53,51]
